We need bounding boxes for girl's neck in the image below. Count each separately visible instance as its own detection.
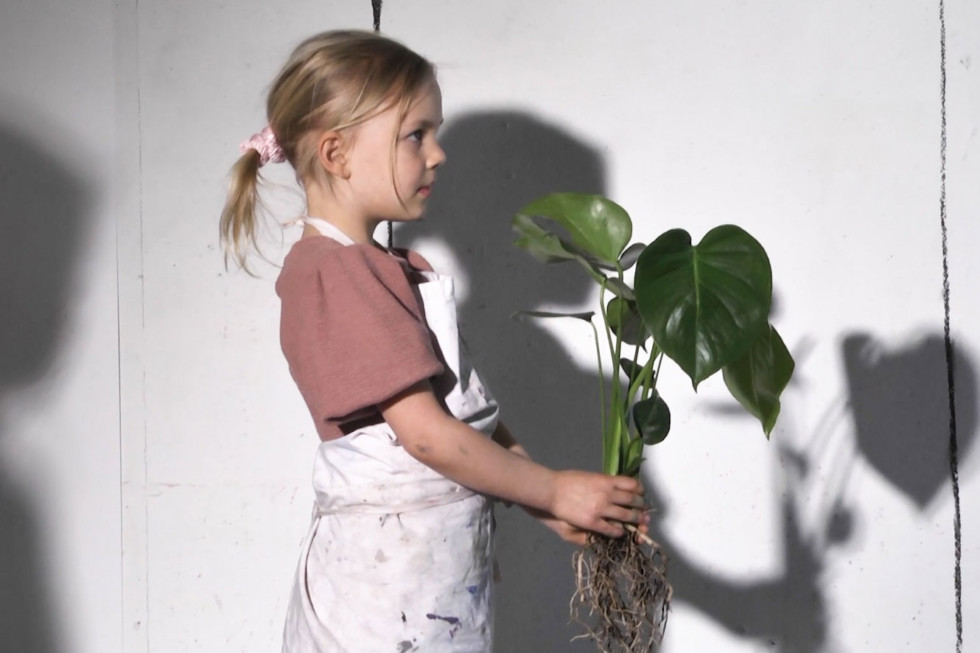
[301,216,378,244]
[305,191,379,244]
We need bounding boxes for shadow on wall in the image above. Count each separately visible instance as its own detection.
[843,333,978,510]
[399,111,830,652]
[0,121,92,653]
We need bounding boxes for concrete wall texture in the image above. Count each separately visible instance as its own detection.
[1,0,977,651]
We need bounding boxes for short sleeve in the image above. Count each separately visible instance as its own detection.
[277,240,445,440]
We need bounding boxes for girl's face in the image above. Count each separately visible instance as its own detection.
[344,80,446,223]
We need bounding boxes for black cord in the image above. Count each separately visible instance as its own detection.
[938,2,962,650]
[370,0,394,249]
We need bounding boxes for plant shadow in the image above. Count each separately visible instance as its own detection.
[399,111,830,652]
[842,332,978,512]
[0,119,92,653]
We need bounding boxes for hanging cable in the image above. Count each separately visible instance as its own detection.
[369,0,394,248]
[937,2,962,651]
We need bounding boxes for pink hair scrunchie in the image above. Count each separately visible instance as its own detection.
[239,126,285,166]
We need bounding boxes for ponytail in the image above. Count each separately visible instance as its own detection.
[219,148,263,272]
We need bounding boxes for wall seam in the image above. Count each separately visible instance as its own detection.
[116,0,149,649]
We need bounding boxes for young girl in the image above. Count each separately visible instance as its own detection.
[220,30,647,652]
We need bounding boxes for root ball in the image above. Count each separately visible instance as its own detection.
[570,532,672,652]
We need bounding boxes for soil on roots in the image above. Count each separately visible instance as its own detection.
[570,532,672,652]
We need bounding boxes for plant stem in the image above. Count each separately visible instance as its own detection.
[612,267,632,470]
[598,281,623,417]
[613,267,626,406]
[598,280,621,474]
[627,343,641,440]
[629,343,659,401]
[576,256,609,287]
[599,277,629,474]
[589,317,606,444]
[598,281,618,403]
[646,351,665,399]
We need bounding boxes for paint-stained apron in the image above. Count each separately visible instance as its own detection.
[282,218,499,653]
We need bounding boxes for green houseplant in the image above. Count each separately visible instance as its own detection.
[513,193,795,652]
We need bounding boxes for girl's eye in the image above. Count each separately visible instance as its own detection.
[407,129,424,142]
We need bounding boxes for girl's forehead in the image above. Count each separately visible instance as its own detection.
[407,81,443,115]
[352,81,442,134]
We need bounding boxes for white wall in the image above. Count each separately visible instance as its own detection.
[1,1,976,651]
[948,0,980,646]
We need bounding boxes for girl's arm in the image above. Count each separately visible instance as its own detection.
[491,421,647,546]
[380,380,644,538]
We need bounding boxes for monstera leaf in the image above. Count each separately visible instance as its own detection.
[722,324,794,437]
[634,226,772,388]
[516,193,632,265]
[632,391,671,445]
[606,297,648,347]
[512,213,581,264]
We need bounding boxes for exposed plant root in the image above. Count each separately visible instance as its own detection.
[570,529,672,652]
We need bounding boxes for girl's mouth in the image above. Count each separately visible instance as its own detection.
[418,185,432,198]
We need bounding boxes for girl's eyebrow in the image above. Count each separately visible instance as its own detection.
[410,118,445,129]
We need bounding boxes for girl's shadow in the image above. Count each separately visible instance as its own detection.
[0,121,91,653]
[400,112,828,651]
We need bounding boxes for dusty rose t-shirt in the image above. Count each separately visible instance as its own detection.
[275,236,445,441]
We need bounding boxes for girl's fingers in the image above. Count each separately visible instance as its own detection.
[610,489,646,508]
[605,506,641,524]
[611,476,644,494]
[595,519,626,538]
[566,531,588,546]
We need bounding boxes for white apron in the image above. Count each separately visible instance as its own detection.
[283,218,499,653]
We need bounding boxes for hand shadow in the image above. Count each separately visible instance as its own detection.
[398,111,830,651]
[0,120,92,653]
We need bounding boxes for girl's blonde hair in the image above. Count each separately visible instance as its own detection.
[220,30,436,269]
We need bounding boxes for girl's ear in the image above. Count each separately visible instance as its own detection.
[316,130,350,179]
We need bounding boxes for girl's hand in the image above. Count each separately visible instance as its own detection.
[496,425,649,545]
[521,506,590,545]
[540,515,590,546]
[525,505,651,546]
[549,471,647,538]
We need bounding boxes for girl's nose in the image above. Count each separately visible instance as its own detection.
[428,141,446,169]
